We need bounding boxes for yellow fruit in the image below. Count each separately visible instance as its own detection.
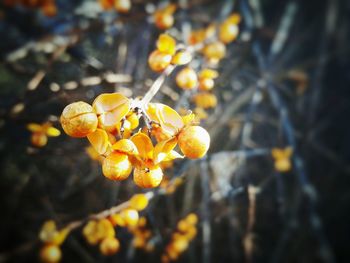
[154,12,174,30]
[99,0,114,9]
[148,50,172,72]
[186,213,198,225]
[275,159,292,172]
[60,101,98,138]
[31,133,47,147]
[99,237,120,256]
[219,21,239,44]
[115,0,131,13]
[202,41,226,61]
[199,78,214,91]
[40,244,61,263]
[172,236,189,253]
[178,126,210,159]
[175,67,198,90]
[192,92,217,109]
[129,194,149,211]
[120,208,139,227]
[133,165,163,188]
[102,152,132,180]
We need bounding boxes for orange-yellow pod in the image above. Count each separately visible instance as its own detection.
[40,244,61,263]
[133,165,163,188]
[102,152,132,180]
[178,126,210,159]
[148,50,172,72]
[175,67,198,90]
[60,101,98,138]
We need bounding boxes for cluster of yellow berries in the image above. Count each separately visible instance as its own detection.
[39,221,70,263]
[98,0,131,13]
[148,34,192,72]
[60,92,210,188]
[4,0,57,17]
[82,194,149,256]
[271,147,293,172]
[161,213,198,263]
[27,122,60,147]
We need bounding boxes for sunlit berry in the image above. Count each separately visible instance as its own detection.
[40,244,61,263]
[115,0,131,13]
[99,237,120,256]
[148,50,172,72]
[192,92,217,109]
[176,67,198,90]
[199,69,219,79]
[60,101,98,138]
[186,213,198,225]
[120,208,139,227]
[178,126,210,159]
[199,78,214,91]
[219,21,239,44]
[133,166,163,188]
[154,5,176,30]
[129,194,149,211]
[172,236,189,253]
[202,41,226,62]
[102,152,132,180]
[227,13,241,24]
[31,133,48,147]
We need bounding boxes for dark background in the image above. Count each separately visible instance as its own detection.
[0,0,349,262]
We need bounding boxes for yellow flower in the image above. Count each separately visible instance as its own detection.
[271,147,293,172]
[27,122,60,147]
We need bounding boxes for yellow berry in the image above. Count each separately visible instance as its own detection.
[99,237,120,256]
[186,213,198,225]
[148,50,172,72]
[31,133,48,147]
[199,78,214,91]
[172,236,189,253]
[120,208,139,227]
[133,165,163,188]
[192,92,218,109]
[154,12,174,30]
[114,0,131,13]
[219,21,239,44]
[60,101,98,138]
[178,126,210,159]
[202,41,226,61]
[102,152,132,181]
[176,67,198,90]
[129,194,149,211]
[40,244,61,263]
[275,159,292,172]
[199,69,219,79]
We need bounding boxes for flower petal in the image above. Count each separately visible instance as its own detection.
[46,127,61,137]
[87,128,110,155]
[153,137,177,164]
[130,132,154,160]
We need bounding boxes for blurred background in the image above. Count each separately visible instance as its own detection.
[0,0,350,262]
